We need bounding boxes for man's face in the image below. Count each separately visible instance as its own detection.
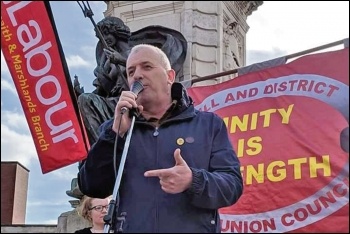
[126,47,174,106]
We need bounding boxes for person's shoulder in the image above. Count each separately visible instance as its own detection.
[195,109,226,124]
[75,227,92,233]
[196,109,220,118]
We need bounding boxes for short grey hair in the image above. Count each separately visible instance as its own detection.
[129,44,171,70]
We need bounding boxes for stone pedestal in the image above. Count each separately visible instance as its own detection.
[57,178,88,232]
[56,208,90,233]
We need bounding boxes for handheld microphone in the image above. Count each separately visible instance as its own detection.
[121,80,144,116]
[171,82,183,101]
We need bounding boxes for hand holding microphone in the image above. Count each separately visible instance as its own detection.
[120,80,144,116]
[112,81,144,136]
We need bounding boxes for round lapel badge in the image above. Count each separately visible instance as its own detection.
[177,138,185,145]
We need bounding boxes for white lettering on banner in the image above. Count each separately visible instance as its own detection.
[220,175,349,233]
[18,19,41,52]
[4,1,79,143]
[195,74,347,120]
[25,41,52,76]
[4,1,32,26]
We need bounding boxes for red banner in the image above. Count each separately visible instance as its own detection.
[188,48,349,233]
[1,1,89,173]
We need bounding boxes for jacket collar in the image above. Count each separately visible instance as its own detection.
[136,82,195,123]
[171,82,193,108]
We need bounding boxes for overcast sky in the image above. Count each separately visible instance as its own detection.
[1,1,349,225]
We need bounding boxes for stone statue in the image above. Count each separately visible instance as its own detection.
[92,17,131,98]
[68,16,187,200]
[75,16,131,146]
[223,19,241,71]
[73,74,84,95]
[74,16,187,146]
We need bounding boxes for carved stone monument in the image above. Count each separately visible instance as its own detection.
[104,1,262,85]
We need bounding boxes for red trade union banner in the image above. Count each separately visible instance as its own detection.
[1,1,89,173]
[187,48,349,233]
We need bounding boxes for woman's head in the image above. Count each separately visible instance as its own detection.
[78,195,110,226]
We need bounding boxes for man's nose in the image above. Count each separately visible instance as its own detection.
[133,68,144,81]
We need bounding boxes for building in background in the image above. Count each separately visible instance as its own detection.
[1,161,29,225]
[1,161,63,233]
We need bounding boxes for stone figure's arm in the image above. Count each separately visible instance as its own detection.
[104,47,127,66]
[92,51,123,96]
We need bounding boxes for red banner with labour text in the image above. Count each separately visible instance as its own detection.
[188,48,349,233]
[1,1,89,173]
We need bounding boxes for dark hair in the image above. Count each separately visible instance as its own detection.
[95,16,131,41]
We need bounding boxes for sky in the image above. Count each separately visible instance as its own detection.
[1,1,349,225]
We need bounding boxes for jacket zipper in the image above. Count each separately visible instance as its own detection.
[154,126,159,232]
[153,127,159,136]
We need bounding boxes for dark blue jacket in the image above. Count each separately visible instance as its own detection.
[78,89,243,233]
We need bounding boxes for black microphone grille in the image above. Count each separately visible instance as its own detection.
[171,82,183,101]
[131,80,144,95]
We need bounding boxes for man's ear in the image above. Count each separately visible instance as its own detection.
[167,69,176,83]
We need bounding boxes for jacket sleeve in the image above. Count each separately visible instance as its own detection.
[185,115,243,209]
[78,119,125,198]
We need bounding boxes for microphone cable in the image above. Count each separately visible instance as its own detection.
[107,112,124,233]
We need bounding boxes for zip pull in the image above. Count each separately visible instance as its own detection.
[153,127,159,137]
